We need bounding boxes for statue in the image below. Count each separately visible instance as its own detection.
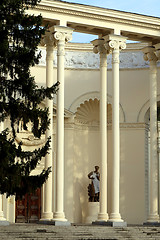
[88,166,100,202]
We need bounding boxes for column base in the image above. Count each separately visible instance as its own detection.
[53,212,68,222]
[0,212,9,225]
[52,212,68,223]
[92,220,127,227]
[40,212,53,221]
[0,220,10,226]
[143,221,160,226]
[107,221,127,227]
[146,214,159,223]
[97,213,109,221]
[38,220,71,226]
[109,213,123,222]
[50,220,71,226]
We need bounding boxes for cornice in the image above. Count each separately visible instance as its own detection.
[36,0,160,31]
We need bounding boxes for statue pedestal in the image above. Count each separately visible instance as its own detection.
[85,202,99,224]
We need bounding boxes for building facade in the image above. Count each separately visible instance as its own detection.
[0,0,160,225]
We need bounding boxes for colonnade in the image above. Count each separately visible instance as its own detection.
[36,25,160,225]
[41,26,129,225]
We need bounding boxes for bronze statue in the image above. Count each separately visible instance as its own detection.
[88,166,100,202]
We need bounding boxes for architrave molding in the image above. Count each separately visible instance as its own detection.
[34,0,160,31]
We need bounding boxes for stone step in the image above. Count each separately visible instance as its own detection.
[0,224,160,240]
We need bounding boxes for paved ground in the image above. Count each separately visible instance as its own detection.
[0,223,160,240]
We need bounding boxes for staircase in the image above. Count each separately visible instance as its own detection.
[0,223,160,239]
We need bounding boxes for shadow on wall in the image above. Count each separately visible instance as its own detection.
[73,129,89,223]
[73,128,101,223]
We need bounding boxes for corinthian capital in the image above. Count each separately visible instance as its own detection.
[142,46,158,62]
[91,39,110,55]
[53,26,73,43]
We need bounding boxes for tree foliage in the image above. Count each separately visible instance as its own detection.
[0,0,58,198]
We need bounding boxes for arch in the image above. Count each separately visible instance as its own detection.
[69,91,126,123]
[137,94,160,122]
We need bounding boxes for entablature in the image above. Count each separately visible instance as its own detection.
[28,0,160,44]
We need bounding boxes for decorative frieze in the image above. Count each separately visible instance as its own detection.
[38,47,150,69]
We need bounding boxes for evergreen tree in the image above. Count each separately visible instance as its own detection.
[0,0,58,198]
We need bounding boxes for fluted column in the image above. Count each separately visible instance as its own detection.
[53,26,73,222]
[104,35,126,223]
[143,46,159,222]
[92,39,109,221]
[41,29,56,220]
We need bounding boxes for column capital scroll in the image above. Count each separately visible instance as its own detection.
[53,25,73,43]
[103,34,127,51]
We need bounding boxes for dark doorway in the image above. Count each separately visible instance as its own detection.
[15,188,41,223]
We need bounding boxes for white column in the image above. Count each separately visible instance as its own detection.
[0,123,9,225]
[155,43,160,220]
[143,47,159,222]
[104,35,126,222]
[53,26,73,222]
[92,39,109,221]
[41,31,56,220]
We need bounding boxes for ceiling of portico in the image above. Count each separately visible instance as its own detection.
[29,0,160,44]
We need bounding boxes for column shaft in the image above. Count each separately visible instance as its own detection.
[41,45,54,219]
[55,39,65,219]
[148,60,159,222]
[53,26,72,224]
[110,46,122,221]
[98,52,108,221]
[0,122,9,224]
[107,38,126,223]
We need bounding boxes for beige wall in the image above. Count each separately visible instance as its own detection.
[120,128,146,224]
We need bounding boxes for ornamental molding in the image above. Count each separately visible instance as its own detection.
[120,122,146,129]
[64,122,147,130]
[34,1,160,31]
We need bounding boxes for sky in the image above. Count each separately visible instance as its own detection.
[62,0,160,43]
